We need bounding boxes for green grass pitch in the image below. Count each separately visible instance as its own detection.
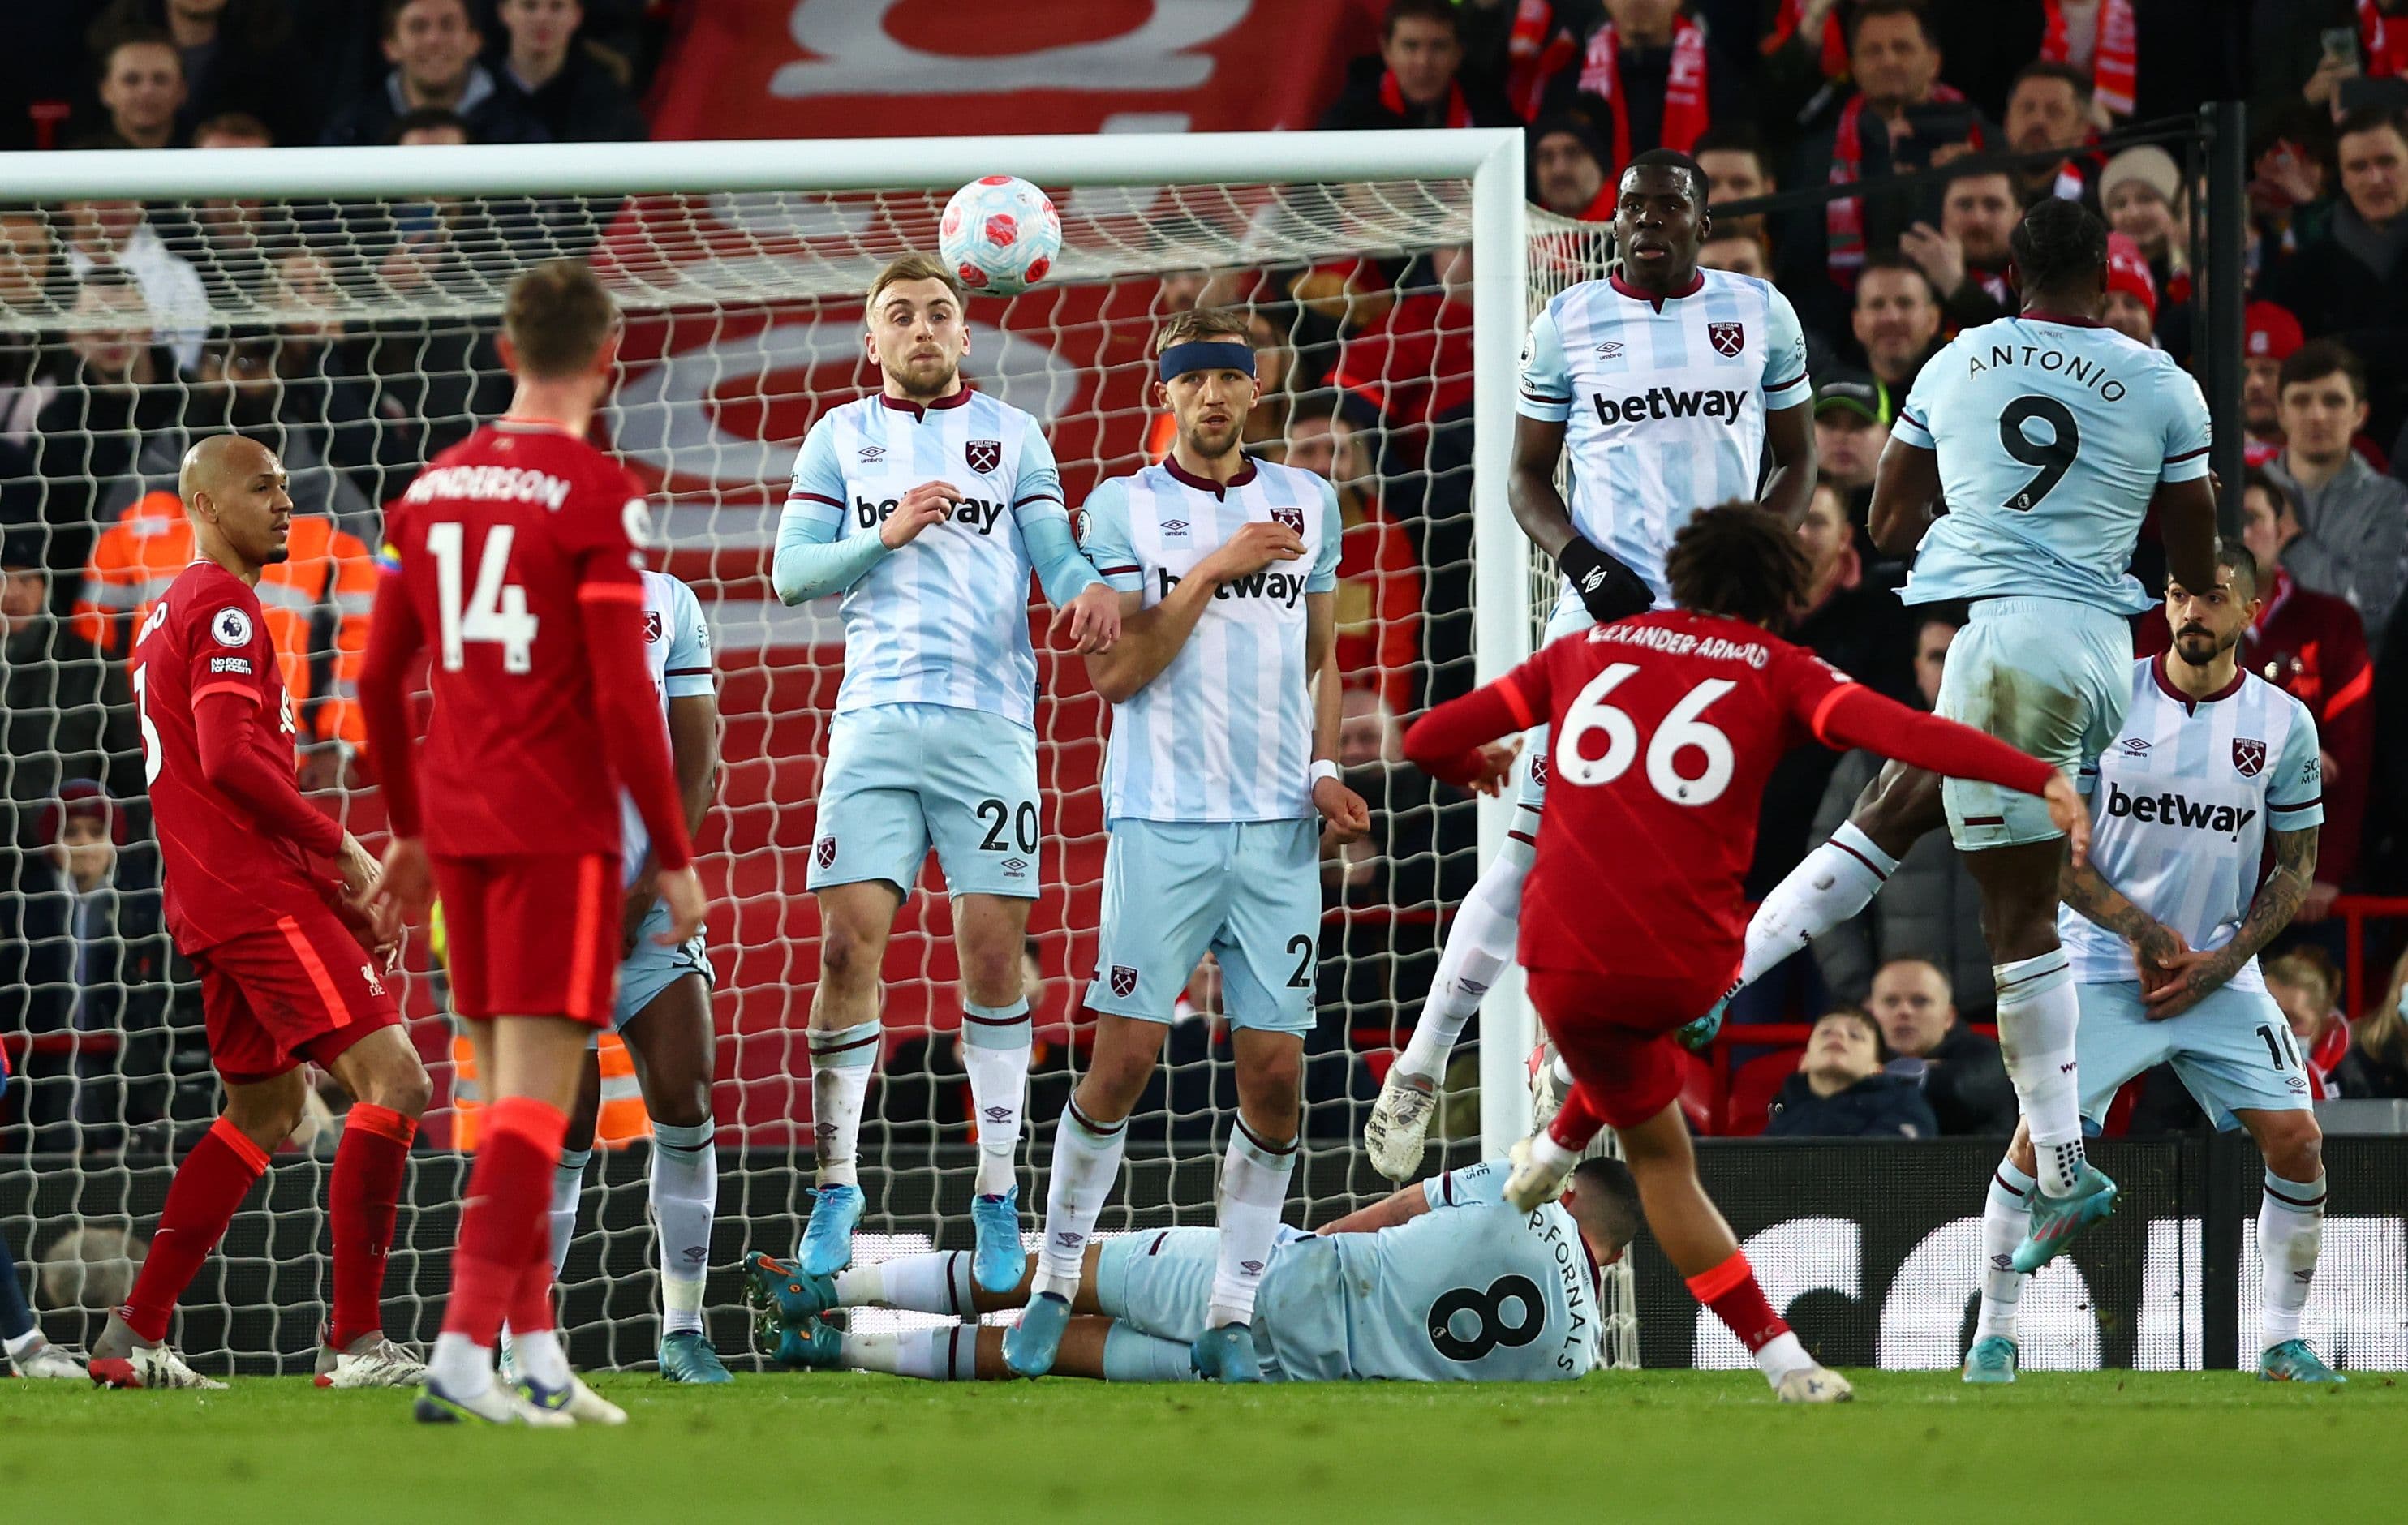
[4,1368,2395,1522]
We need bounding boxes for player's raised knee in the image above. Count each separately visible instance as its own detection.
[2256,1110,2323,1183]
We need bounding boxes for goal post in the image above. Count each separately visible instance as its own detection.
[0,128,1580,1368]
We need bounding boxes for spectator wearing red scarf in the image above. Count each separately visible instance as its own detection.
[1545,2,1740,177]
[1820,0,1989,286]
[2140,469,2372,903]
[1319,0,1518,133]
[2002,61,2104,205]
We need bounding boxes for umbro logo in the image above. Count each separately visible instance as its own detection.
[2120,737,2151,755]
[858,445,886,461]
[682,1246,707,1264]
[1163,519,1189,534]
[1054,1231,1083,1248]
[1594,341,1623,357]
[1001,857,1028,877]
[1240,1260,1263,1276]
[983,1106,1013,1123]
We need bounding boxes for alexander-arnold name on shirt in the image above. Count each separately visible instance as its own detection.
[1588,621,1770,668]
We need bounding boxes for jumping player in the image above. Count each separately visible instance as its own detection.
[540,565,727,1384]
[768,253,1123,1291]
[1003,307,1370,1382]
[1402,502,2088,1403]
[746,1157,1636,1385]
[361,260,706,1426]
[1710,196,2218,1270]
[1365,148,1817,1181]
[1966,547,2341,1385]
[92,435,432,1392]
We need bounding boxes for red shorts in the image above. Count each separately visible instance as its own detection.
[1527,962,1733,1129]
[191,907,402,1085]
[435,852,621,1025]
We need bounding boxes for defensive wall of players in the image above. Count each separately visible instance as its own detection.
[6,1134,2402,1376]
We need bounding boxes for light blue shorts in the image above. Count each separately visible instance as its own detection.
[2076,980,2313,1130]
[611,898,712,1033]
[1094,1226,1306,1379]
[1085,817,1322,1034]
[809,702,1040,900]
[1511,599,1596,813]
[1934,596,2133,850]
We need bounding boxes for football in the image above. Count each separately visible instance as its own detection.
[937,174,1061,295]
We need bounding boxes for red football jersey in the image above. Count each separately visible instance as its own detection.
[1413,610,2056,983]
[374,421,649,859]
[131,561,329,950]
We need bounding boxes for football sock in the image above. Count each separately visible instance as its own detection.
[1208,1119,1296,1329]
[809,1020,880,1188]
[549,1147,591,1278]
[651,1120,718,1337]
[961,999,1032,1198]
[1031,1098,1126,1299]
[327,1102,417,1350]
[0,1231,34,1343]
[121,1116,269,1344]
[1740,824,1894,988]
[1688,1249,1814,1385]
[1545,1085,1606,1157]
[512,1325,573,1389]
[844,1327,978,1381]
[1976,1161,2035,1344]
[1992,953,2084,1196]
[427,1331,493,1397]
[2258,1169,2326,1351]
[441,1096,568,1353]
[836,1250,976,1316]
[1399,831,1531,1080]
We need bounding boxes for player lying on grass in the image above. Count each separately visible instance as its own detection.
[93,435,432,1392]
[1964,546,2342,1386]
[1403,501,2090,1403]
[743,1157,1636,1383]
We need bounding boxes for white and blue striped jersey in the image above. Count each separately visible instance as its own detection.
[2062,658,2322,993]
[1516,268,1810,606]
[1306,1160,1600,1383]
[617,569,714,891]
[1080,458,1342,823]
[780,389,1095,728]
[1894,316,2212,615]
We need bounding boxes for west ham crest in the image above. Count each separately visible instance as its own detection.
[965,438,1002,475]
[1271,505,1305,534]
[815,835,838,870]
[2233,738,2267,778]
[1529,753,1550,788]
[643,610,664,642]
[1109,964,1139,998]
[1708,321,1745,358]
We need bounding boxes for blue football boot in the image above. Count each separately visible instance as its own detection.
[796,1183,863,1277]
[970,1188,1027,1295]
[1002,1291,1071,1378]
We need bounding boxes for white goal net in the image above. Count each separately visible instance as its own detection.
[0,131,1639,1372]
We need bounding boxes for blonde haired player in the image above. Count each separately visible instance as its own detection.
[763,253,1122,1293]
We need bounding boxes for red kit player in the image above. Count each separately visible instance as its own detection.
[1403,502,2088,1403]
[92,435,434,1391]
[359,260,705,1427]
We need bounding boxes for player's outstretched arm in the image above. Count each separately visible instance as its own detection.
[2059,856,2190,987]
[1402,664,1540,796]
[1315,1182,1434,1235]
[1509,414,1650,624]
[1867,434,1942,556]
[191,689,346,859]
[2145,826,2319,1020]
[1083,522,1301,704]
[1808,682,2088,861]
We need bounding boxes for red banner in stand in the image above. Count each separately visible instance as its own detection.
[647,0,1378,140]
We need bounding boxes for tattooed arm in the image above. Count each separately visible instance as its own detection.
[2059,857,2191,980]
[2143,826,2320,1020]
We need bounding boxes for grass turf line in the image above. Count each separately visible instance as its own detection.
[3,1368,2395,1523]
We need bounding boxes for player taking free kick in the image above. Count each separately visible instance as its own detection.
[768,253,1122,1293]
[360,260,706,1426]
[1403,501,2090,1403]
[93,435,433,1392]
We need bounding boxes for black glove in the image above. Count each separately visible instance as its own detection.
[1556,537,1653,625]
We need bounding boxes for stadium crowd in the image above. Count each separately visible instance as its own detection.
[7,0,2408,1156]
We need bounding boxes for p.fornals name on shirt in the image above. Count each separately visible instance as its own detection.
[1589,621,1769,668]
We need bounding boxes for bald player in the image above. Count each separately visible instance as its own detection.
[92,435,434,1392]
